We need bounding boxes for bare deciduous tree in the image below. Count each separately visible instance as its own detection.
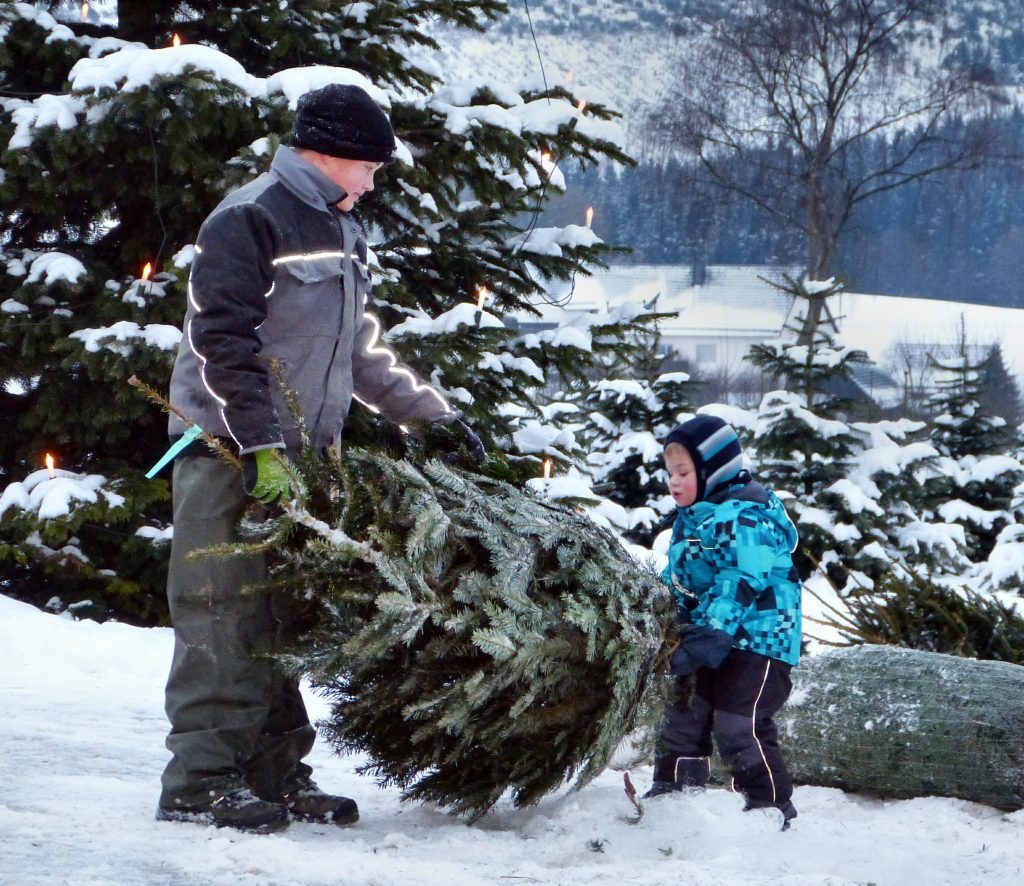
[649,0,999,340]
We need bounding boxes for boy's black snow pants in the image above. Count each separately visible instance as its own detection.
[159,454,316,809]
[657,648,794,806]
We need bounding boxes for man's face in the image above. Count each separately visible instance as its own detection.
[318,156,382,211]
[664,442,699,507]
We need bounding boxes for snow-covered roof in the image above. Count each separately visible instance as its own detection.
[568,263,799,311]
[536,263,802,337]
[540,264,1024,385]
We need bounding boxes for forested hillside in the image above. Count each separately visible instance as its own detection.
[429,0,1024,306]
[552,111,1024,306]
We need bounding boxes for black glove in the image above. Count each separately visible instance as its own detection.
[669,624,734,677]
[669,647,697,678]
[451,417,486,465]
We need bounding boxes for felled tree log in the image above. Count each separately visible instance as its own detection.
[777,644,1024,810]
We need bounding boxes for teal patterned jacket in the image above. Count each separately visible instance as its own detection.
[662,481,802,667]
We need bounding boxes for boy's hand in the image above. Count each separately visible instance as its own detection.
[434,416,486,466]
[669,625,735,676]
[243,449,292,503]
[669,647,697,678]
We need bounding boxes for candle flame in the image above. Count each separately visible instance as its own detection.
[81,2,89,23]
[476,286,488,310]
[45,453,56,479]
[542,458,552,480]
[172,33,182,47]
[141,262,153,281]
[541,151,551,164]
[576,98,587,115]
[585,206,594,228]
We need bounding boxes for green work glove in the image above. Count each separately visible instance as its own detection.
[242,449,292,504]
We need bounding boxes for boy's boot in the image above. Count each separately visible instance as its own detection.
[644,755,711,798]
[156,785,290,833]
[743,797,798,830]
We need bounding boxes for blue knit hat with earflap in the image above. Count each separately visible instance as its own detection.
[664,415,749,502]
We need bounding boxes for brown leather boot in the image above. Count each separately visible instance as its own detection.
[281,782,359,826]
[157,786,290,833]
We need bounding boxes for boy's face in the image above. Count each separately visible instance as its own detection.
[322,157,382,211]
[664,442,699,507]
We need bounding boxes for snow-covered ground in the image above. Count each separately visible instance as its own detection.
[2,594,1022,886]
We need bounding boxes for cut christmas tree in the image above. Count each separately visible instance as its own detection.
[777,643,1024,811]
[257,437,674,819]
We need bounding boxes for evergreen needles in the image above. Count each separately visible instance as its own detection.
[275,445,672,819]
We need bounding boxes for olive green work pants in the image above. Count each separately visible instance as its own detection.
[159,453,315,809]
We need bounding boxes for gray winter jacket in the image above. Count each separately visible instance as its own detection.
[168,146,452,453]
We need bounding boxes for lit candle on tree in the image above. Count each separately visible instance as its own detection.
[542,458,552,480]
[585,206,594,229]
[81,2,89,23]
[568,98,587,131]
[475,285,488,328]
[45,453,56,479]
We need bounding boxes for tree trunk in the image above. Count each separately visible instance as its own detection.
[798,168,834,346]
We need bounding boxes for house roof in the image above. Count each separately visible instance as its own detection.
[833,363,903,409]
[524,263,1024,386]
[547,263,803,336]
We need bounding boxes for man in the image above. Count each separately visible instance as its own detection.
[157,83,482,833]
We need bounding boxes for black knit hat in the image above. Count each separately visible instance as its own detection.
[291,83,396,163]
[664,415,749,502]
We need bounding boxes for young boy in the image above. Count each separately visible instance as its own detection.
[647,414,802,829]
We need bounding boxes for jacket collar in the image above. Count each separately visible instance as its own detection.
[270,145,347,211]
[676,481,798,551]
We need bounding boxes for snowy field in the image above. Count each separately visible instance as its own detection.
[2,594,1023,886]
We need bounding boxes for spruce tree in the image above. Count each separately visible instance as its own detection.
[741,279,969,595]
[580,369,697,544]
[925,342,1024,561]
[748,302,1020,655]
[742,278,868,578]
[746,278,868,496]
[0,1,654,622]
[826,565,1024,664]
[928,347,1016,461]
[978,343,1023,428]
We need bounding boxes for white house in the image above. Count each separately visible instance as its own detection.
[523,264,1024,403]
[567,263,802,375]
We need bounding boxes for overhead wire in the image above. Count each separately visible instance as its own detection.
[516,0,581,307]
